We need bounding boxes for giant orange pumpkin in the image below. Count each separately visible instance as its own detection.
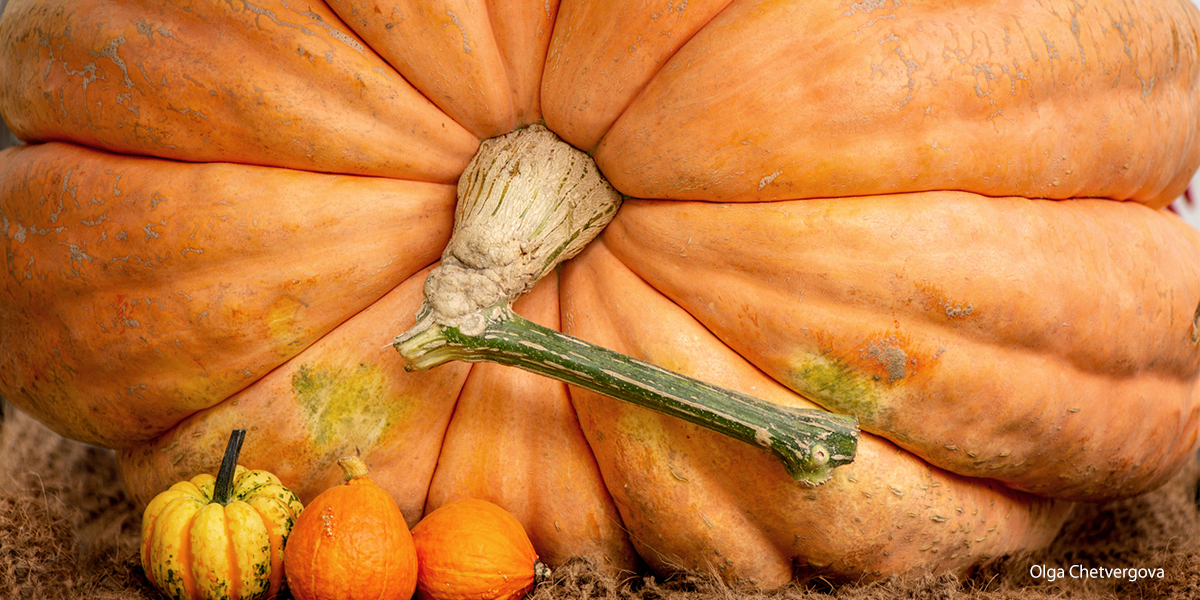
[2,0,1200,589]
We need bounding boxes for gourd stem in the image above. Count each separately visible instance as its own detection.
[533,560,551,586]
[337,456,371,481]
[396,307,858,486]
[213,429,246,505]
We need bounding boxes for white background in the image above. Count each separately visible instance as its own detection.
[1173,0,1200,229]
[1176,192,1200,229]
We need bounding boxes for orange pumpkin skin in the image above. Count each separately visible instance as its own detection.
[284,457,418,600]
[601,194,1200,502]
[547,0,1200,206]
[0,0,477,181]
[2,0,1200,589]
[412,499,545,600]
[560,240,1076,585]
[0,0,641,571]
[0,141,457,449]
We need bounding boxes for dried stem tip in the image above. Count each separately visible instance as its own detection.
[336,456,371,481]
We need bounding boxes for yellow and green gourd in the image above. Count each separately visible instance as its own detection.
[140,430,304,600]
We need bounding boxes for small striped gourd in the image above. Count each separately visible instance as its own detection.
[140,430,303,600]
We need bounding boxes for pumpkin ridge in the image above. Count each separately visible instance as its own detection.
[150,498,180,596]
[245,500,285,598]
[542,0,738,152]
[0,0,479,181]
[604,195,1200,377]
[0,142,457,449]
[486,23,535,133]
[558,240,1073,583]
[139,497,170,590]
[477,1,518,133]
[591,0,1200,205]
[223,512,243,600]
[597,194,1200,499]
[422,275,639,570]
[175,504,198,600]
[231,478,267,503]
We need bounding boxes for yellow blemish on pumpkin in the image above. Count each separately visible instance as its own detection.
[787,353,881,418]
[292,362,400,448]
[265,294,308,352]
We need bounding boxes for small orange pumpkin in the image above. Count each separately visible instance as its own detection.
[283,456,418,600]
[412,499,550,600]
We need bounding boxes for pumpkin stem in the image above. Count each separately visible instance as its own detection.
[533,560,552,585]
[394,124,857,486]
[397,306,857,486]
[336,456,371,481]
[213,429,246,505]
[402,124,622,339]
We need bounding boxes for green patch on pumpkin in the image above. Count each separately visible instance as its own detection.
[787,354,881,420]
[292,362,403,449]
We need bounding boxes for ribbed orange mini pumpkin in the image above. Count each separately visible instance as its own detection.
[283,456,418,600]
[412,499,549,600]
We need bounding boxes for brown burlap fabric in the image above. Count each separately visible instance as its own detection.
[2,399,1197,600]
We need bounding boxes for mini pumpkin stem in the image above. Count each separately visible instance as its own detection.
[395,125,858,486]
[213,429,246,505]
[533,560,552,585]
[337,455,371,481]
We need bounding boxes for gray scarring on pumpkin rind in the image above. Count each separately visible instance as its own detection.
[408,124,622,338]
